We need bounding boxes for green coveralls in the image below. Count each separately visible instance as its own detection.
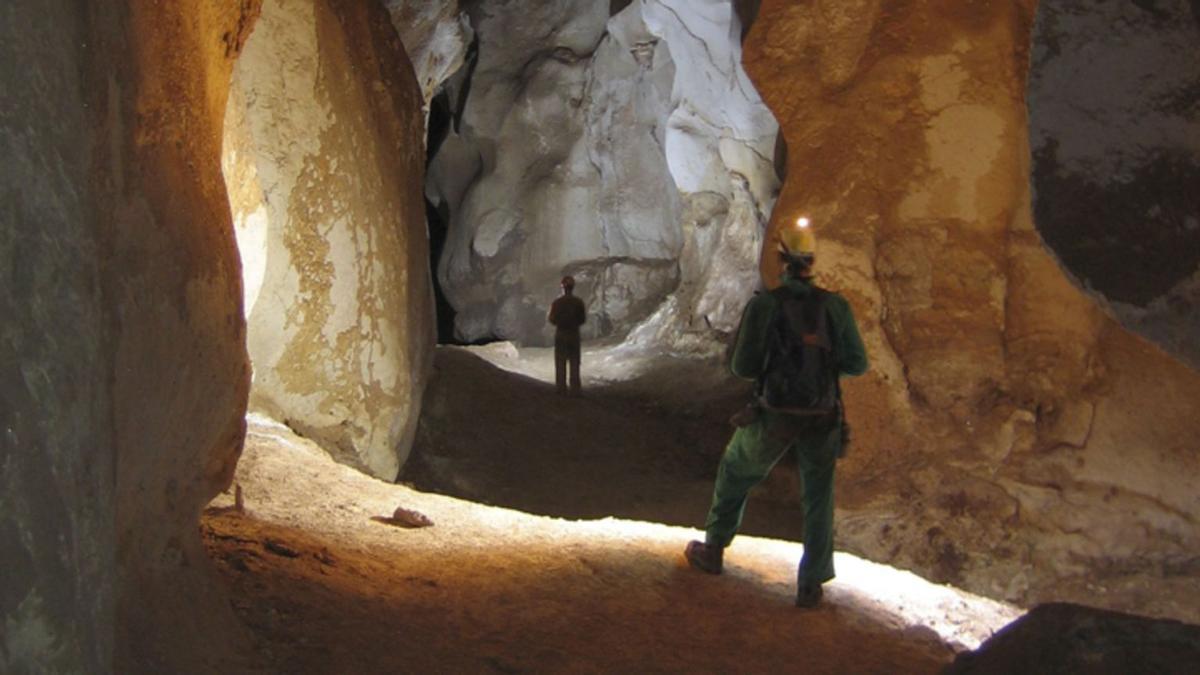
[703,277,868,588]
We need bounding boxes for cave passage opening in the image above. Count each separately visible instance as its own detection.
[423,31,499,347]
[386,0,851,593]
[211,0,808,532]
[212,0,828,573]
[424,87,457,344]
[425,82,501,346]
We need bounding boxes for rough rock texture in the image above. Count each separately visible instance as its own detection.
[1029,0,1200,371]
[745,0,1200,617]
[1,3,117,671]
[223,0,436,479]
[383,0,472,109]
[948,603,1200,674]
[428,0,779,346]
[3,0,260,671]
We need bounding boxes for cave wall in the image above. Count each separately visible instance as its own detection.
[1028,0,1200,371]
[745,0,1200,614]
[3,0,261,671]
[427,0,779,347]
[115,3,262,668]
[383,0,473,112]
[1,2,117,670]
[224,0,435,479]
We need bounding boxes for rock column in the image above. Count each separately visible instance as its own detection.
[224,0,436,479]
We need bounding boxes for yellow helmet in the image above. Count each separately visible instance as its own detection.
[777,216,817,259]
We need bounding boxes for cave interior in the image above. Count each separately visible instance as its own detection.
[3,0,1200,672]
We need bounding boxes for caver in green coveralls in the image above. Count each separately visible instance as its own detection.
[703,276,868,589]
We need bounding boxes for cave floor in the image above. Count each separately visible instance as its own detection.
[202,346,1020,673]
[402,343,804,539]
[412,344,1200,627]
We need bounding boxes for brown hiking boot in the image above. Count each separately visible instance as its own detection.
[795,583,824,608]
[684,540,723,575]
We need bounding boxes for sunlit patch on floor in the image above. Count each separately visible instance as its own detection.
[570,517,1021,650]
[208,414,1021,672]
[460,340,710,387]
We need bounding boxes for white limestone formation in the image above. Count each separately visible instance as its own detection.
[427,0,780,348]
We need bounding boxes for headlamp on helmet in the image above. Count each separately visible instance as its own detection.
[778,216,817,261]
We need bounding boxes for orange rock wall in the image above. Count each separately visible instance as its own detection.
[3,0,261,670]
[111,2,260,670]
[745,0,1200,615]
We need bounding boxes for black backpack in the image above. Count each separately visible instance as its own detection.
[757,287,839,413]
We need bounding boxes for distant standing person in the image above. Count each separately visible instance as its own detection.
[548,275,586,396]
[684,217,868,608]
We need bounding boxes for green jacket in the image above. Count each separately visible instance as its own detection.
[730,277,868,381]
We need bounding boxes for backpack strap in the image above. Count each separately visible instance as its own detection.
[755,287,793,398]
[809,286,846,428]
[808,286,842,410]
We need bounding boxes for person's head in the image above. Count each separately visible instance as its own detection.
[777,216,817,279]
[560,275,576,294]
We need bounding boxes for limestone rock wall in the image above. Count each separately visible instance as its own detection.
[4,0,261,671]
[1028,0,1200,370]
[224,0,436,479]
[428,0,779,346]
[383,0,473,110]
[746,0,1200,616]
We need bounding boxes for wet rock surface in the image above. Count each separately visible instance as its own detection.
[1029,0,1200,368]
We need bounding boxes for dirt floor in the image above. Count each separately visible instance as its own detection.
[202,345,1021,673]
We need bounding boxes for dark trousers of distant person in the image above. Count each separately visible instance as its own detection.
[555,334,581,396]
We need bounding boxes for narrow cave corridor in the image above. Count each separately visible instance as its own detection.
[4,0,1200,673]
[425,86,458,344]
[425,194,459,344]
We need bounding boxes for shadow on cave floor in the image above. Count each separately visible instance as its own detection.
[202,419,1016,673]
[402,344,807,541]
